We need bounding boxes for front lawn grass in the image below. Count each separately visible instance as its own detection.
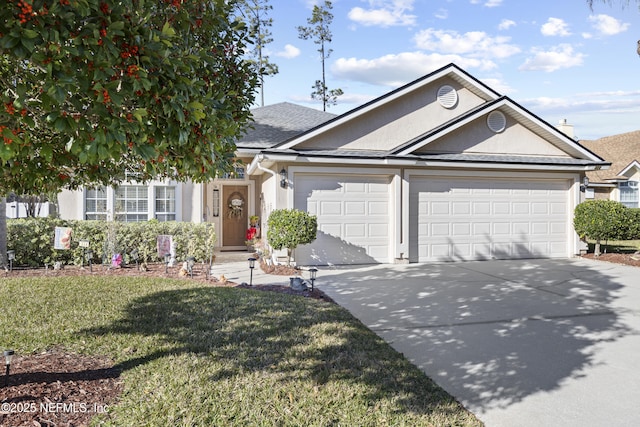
[0,277,481,426]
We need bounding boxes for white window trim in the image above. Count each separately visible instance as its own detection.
[619,180,639,208]
[83,181,182,221]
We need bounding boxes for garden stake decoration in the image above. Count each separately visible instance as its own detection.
[248,257,256,286]
[4,349,14,387]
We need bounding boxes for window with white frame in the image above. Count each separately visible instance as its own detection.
[84,186,107,220]
[85,186,108,220]
[115,185,149,222]
[155,186,176,221]
[620,181,639,208]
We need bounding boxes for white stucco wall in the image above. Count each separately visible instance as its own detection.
[417,115,570,157]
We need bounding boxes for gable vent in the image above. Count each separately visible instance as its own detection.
[437,85,458,109]
[487,111,506,133]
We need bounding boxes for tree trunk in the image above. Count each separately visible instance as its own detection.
[0,197,7,268]
[594,239,601,257]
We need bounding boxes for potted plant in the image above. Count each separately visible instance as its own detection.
[245,226,258,252]
[245,216,260,251]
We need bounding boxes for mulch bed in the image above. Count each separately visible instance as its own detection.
[581,251,640,268]
[0,350,122,427]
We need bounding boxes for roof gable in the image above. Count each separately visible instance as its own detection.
[267,64,602,165]
[393,97,600,161]
[274,63,499,151]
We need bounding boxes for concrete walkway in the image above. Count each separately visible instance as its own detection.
[311,258,640,427]
[210,251,312,286]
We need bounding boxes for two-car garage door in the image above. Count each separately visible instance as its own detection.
[292,173,571,265]
[409,177,570,262]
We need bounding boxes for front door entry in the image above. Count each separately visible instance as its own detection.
[222,185,249,247]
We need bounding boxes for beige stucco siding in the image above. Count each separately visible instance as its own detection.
[416,114,571,157]
[294,79,487,151]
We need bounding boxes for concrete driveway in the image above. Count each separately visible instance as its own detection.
[316,258,640,427]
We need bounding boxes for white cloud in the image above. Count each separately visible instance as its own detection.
[589,14,630,36]
[484,0,503,7]
[332,52,496,87]
[435,8,448,20]
[498,19,516,31]
[275,44,301,59]
[348,0,417,28]
[541,18,571,37]
[519,44,585,72]
[470,0,503,7]
[414,29,520,59]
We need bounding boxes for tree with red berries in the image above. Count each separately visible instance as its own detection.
[0,0,258,265]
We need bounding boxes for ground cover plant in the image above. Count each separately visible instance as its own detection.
[0,276,481,426]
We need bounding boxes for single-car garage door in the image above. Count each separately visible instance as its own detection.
[294,174,392,265]
[410,177,570,262]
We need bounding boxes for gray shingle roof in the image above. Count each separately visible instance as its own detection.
[237,102,336,149]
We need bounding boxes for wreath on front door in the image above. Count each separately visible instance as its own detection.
[228,197,244,219]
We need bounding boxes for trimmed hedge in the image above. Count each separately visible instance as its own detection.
[574,200,629,243]
[6,218,216,267]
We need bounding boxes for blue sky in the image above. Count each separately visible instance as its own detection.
[254,0,640,140]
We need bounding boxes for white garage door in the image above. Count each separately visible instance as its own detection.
[294,174,391,265]
[410,177,570,262]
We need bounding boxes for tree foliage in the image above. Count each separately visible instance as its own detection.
[296,0,342,111]
[267,209,317,265]
[574,200,629,255]
[0,0,258,196]
[236,0,278,107]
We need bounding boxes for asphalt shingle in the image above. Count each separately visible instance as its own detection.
[581,130,640,181]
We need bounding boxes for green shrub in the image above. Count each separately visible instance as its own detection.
[626,208,640,241]
[6,218,216,267]
[267,209,317,265]
[574,200,628,255]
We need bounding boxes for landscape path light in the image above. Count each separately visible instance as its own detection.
[4,349,14,387]
[248,257,257,286]
[7,250,15,272]
[309,267,318,292]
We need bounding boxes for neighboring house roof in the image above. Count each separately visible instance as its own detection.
[581,130,640,182]
[236,102,336,149]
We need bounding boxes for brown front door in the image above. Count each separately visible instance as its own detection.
[222,185,248,247]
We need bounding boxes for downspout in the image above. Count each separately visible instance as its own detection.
[255,155,278,262]
[255,155,278,183]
